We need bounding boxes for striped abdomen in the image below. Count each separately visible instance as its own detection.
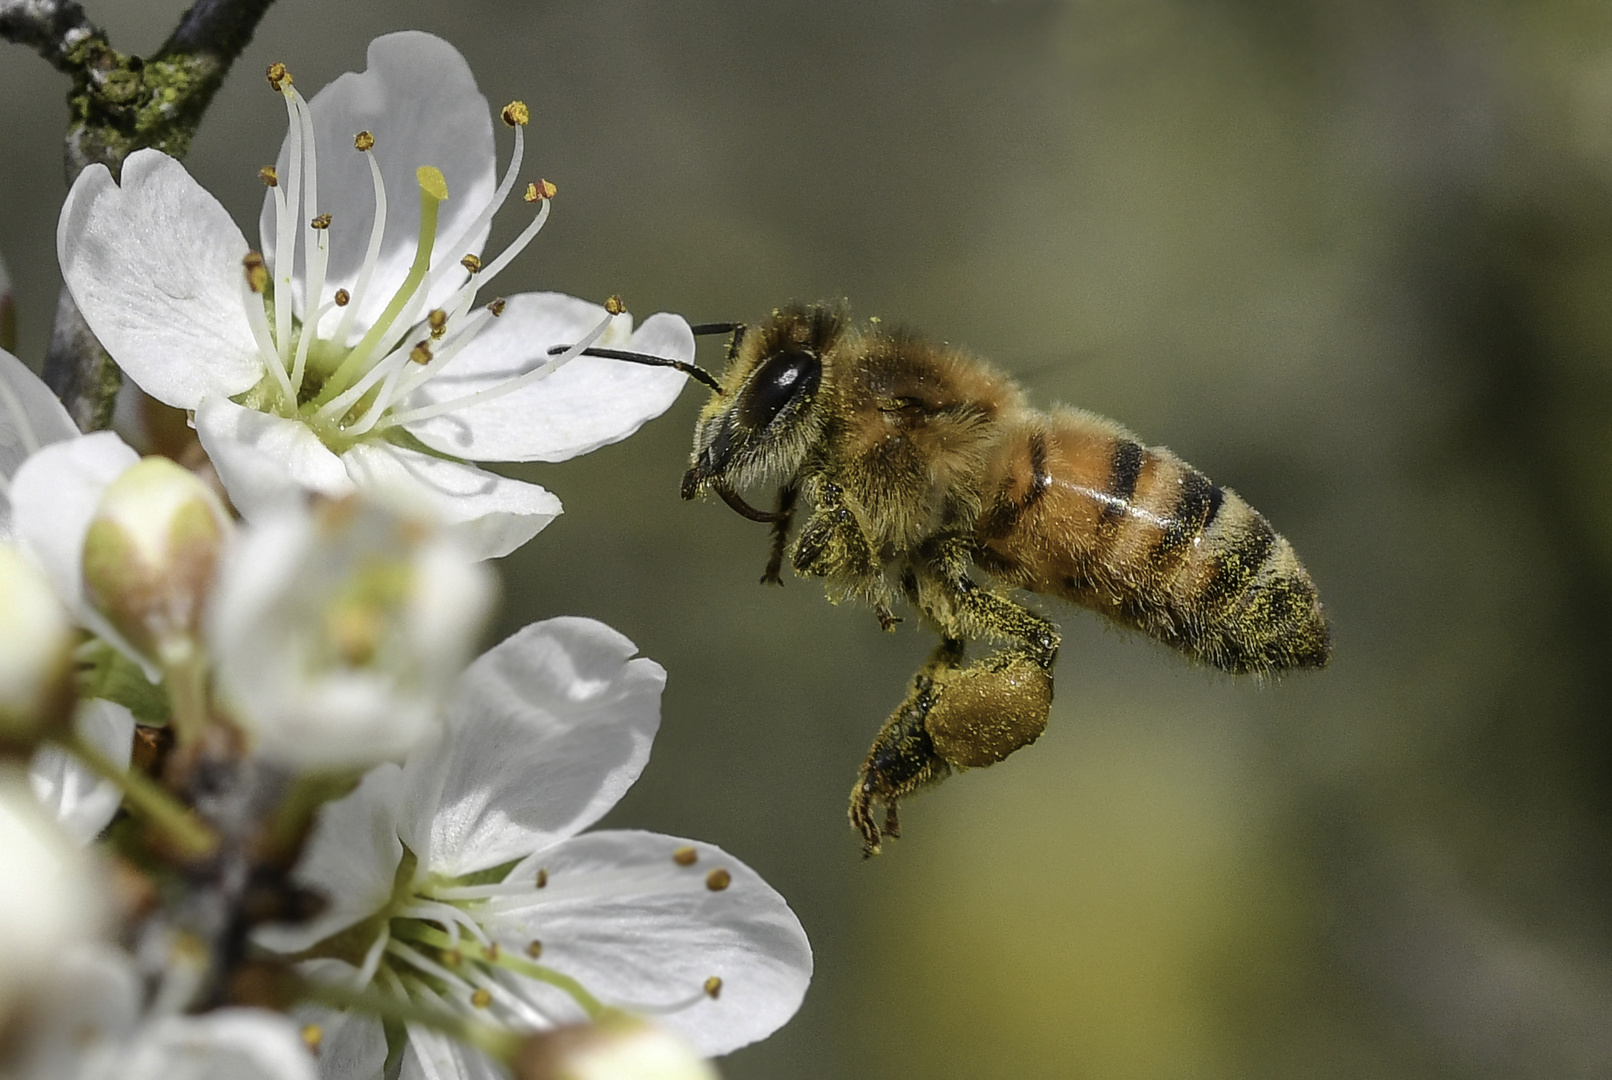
[974,408,1330,674]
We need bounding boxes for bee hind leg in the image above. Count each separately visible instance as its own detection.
[850,639,964,857]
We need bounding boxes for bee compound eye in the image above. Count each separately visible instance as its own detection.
[739,350,820,431]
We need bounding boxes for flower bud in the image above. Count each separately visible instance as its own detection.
[80,456,230,665]
[208,495,493,769]
[515,1016,718,1080]
[0,543,77,751]
[0,769,103,1022]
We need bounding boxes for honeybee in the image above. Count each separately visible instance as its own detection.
[566,304,1330,855]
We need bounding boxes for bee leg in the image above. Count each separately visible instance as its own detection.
[850,639,964,857]
[760,484,798,586]
[791,482,881,582]
[920,645,1053,770]
[919,539,1062,669]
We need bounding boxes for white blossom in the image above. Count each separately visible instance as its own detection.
[0,770,104,1020]
[8,943,318,1080]
[258,618,812,1078]
[58,32,694,561]
[207,494,494,770]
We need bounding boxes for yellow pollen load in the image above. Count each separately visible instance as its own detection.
[501,101,530,127]
[242,252,268,294]
[258,165,278,187]
[311,213,332,230]
[334,288,351,307]
[265,62,290,91]
[703,976,723,999]
[672,846,698,866]
[461,253,483,274]
[605,295,626,316]
[470,988,492,1009]
[410,341,433,365]
[301,1023,323,1051]
[417,166,449,202]
[354,130,375,152]
[535,868,548,888]
[705,869,732,892]
[526,940,543,959]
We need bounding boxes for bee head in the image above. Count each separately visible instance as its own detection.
[681,305,842,500]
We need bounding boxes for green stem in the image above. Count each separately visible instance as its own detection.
[300,977,524,1065]
[64,730,218,859]
[161,648,209,747]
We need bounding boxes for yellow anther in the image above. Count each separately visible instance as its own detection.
[310,213,332,230]
[605,295,626,316]
[672,846,698,867]
[258,166,279,187]
[428,309,448,339]
[501,101,530,127]
[354,130,375,152]
[482,943,501,961]
[266,62,291,91]
[444,949,463,967]
[470,988,492,1009]
[524,179,557,203]
[417,166,449,202]
[325,605,380,665]
[461,253,483,274]
[334,288,351,307]
[705,869,732,892]
[535,867,548,888]
[301,1023,323,1051]
[526,940,544,959]
[410,341,433,365]
[489,298,507,317]
[703,976,723,999]
[243,252,268,294]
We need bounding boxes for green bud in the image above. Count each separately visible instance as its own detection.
[81,456,230,665]
[0,545,76,751]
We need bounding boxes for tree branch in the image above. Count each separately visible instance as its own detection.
[0,0,102,74]
[3,0,278,428]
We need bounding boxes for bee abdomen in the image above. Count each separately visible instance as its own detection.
[977,412,1330,675]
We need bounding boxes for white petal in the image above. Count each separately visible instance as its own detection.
[195,396,353,518]
[29,698,136,844]
[341,441,560,560]
[1,347,79,537]
[101,1010,318,1080]
[404,295,693,463]
[401,1025,504,1080]
[261,31,496,337]
[401,619,664,877]
[10,431,139,609]
[291,1004,387,1080]
[11,944,143,1077]
[0,776,105,1016]
[58,150,263,409]
[488,831,812,1057]
[256,764,406,954]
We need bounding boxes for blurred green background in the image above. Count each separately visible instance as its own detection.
[8,1,1612,1076]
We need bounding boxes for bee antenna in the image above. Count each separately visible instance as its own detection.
[544,345,723,392]
[688,322,741,337]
